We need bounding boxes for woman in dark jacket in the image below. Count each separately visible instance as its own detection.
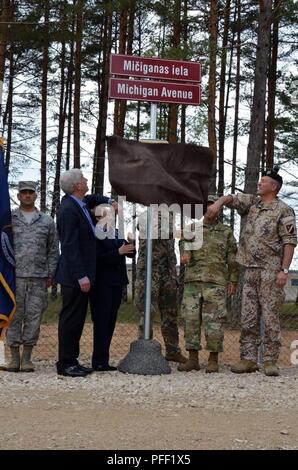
[90,206,135,371]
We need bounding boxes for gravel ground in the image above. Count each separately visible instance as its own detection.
[0,361,298,450]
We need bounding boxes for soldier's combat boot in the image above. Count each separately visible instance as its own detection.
[231,359,259,374]
[21,346,35,372]
[6,346,21,372]
[206,352,219,373]
[263,361,279,377]
[177,349,200,371]
[165,351,187,363]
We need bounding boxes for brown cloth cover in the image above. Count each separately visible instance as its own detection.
[107,136,214,214]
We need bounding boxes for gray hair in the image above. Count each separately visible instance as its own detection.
[272,179,282,193]
[60,169,83,195]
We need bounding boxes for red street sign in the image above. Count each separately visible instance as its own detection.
[109,78,201,105]
[110,54,201,83]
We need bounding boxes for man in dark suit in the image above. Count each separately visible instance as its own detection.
[55,169,114,377]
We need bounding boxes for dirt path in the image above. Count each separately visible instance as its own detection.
[1,363,297,450]
[1,398,297,450]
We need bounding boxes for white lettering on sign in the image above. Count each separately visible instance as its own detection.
[171,65,189,77]
[118,82,159,99]
[123,60,170,76]
[122,60,190,79]
[110,77,201,105]
[161,87,193,100]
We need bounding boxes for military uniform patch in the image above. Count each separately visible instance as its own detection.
[282,214,297,237]
[286,223,296,235]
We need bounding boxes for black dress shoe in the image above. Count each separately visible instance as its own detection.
[58,365,88,377]
[93,364,117,372]
[77,364,94,374]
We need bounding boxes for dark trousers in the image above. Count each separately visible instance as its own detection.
[57,285,89,371]
[90,285,123,367]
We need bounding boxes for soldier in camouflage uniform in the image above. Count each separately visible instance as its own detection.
[135,211,186,363]
[6,181,59,372]
[206,168,297,376]
[178,195,239,373]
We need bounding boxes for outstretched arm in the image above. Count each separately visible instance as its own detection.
[205,195,233,222]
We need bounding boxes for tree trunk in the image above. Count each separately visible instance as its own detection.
[180,0,188,143]
[266,0,280,170]
[113,5,128,137]
[127,1,136,57]
[112,0,136,139]
[51,38,67,218]
[122,0,136,137]
[66,12,75,171]
[167,0,181,143]
[218,0,231,196]
[230,0,241,231]
[208,0,218,193]
[4,42,13,169]
[228,0,242,328]
[40,0,49,212]
[0,0,10,116]
[92,5,112,194]
[224,1,237,129]
[2,0,13,166]
[73,0,83,168]
[244,0,272,194]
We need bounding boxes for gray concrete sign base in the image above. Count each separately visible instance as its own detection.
[117,339,171,375]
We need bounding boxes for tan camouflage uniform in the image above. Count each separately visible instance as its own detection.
[6,209,59,347]
[230,193,297,362]
[181,221,239,352]
[135,214,182,355]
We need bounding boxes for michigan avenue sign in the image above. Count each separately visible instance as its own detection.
[109,77,201,105]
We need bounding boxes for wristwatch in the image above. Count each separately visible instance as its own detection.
[281,268,289,274]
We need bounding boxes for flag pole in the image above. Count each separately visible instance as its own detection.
[0,64,12,368]
[0,335,5,368]
[0,90,7,365]
[0,69,5,366]
[143,103,157,340]
[0,133,6,368]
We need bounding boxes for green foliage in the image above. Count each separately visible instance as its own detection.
[41,295,298,329]
[42,294,138,324]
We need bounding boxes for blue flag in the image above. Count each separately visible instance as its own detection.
[0,140,16,338]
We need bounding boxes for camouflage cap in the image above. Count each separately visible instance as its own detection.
[18,181,38,193]
[207,194,218,203]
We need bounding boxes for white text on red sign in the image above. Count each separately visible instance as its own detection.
[109,78,201,106]
[110,54,201,83]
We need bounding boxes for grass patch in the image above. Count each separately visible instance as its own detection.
[280,302,298,329]
[42,295,298,329]
[42,294,137,324]
[42,295,61,324]
[280,302,298,315]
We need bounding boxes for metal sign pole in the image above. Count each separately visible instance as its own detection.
[143,103,157,340]
[0,79,6,366]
